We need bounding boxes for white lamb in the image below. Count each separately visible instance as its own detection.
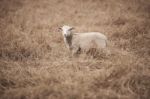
[59,25,108,55]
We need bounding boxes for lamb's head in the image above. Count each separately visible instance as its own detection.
[59,25,74,38]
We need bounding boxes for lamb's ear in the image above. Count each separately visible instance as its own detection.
[69,27,75,31]
[58,27,62,30]
[58,27,62,32]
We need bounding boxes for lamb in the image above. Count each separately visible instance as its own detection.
[59,25,108,55]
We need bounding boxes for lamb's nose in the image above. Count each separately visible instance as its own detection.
[64,34,67,37]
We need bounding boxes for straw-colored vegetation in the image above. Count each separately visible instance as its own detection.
[0,0,150,99]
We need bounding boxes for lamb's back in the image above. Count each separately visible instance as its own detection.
[72,32,107,49]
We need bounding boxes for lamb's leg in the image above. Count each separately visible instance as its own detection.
[72,47,81,57]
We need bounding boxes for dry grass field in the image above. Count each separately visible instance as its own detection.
[0,0,150,99]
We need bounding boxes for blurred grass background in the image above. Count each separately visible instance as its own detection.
[0,0,150,99]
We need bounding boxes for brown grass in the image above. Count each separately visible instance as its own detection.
[0,0,150,99]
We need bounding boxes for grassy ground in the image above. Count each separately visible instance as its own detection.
[0,0,150,99]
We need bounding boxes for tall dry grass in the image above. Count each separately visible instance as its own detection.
[0,0,150,99]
